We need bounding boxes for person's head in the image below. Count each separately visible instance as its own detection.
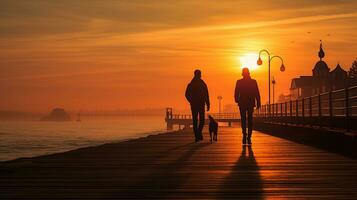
[242,67,250,78]
[194,69,201,79]
[208,115,214,121]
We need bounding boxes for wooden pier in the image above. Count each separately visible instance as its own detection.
[1,127,356,199]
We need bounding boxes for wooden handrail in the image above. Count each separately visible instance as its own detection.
[250,86,357,131]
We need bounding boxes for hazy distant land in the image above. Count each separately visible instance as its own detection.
[0,108,188,121]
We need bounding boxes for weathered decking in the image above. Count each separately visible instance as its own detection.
[1,127,357,199]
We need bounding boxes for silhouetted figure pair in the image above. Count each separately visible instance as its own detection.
[185,70,210,142]
[235,68,261,145]
[185,68,260,144]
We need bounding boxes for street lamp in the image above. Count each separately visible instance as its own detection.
[272,77,276,104]
[257,49,285,114]
[217,96,223,114]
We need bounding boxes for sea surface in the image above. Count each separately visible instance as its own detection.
[0,116,167,161]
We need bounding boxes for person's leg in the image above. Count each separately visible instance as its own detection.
[191,107,199,141]
[198,107,205,140]
[239,107,247,144]
[247,107,253,144]
[214,128,218,141]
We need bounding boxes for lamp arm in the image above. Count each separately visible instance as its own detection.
[270,55,284,65]
[259,49,270,59]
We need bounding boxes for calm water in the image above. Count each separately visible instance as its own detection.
[0,116,166,161]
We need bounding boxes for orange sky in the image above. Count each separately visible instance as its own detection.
[0,0,357,112]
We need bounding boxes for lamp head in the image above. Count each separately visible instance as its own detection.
[257,57,263,65]
[280,63,285,72]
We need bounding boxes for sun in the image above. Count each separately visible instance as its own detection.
[239,53,259,70]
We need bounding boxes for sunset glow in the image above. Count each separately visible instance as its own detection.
[239,53,260,71]
[0,1,356,113]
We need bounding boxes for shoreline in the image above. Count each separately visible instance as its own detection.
[0,129,178,163]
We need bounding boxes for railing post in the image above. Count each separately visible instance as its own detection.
[302,98,305,119]
[318,94,321,117]
[296,99,299,118]
[345,87,350,131]
[309,96,312,126]
[329,91,333,126]
[277,103,279,117]
[260,106,262,117]
[318,94,322,121]
[285,102,287,117]
[280,103,283,117]
[290,100,293,117]
[264,105,267,118]
[309,97,312,117]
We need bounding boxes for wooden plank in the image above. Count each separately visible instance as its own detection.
[1,127,356,199]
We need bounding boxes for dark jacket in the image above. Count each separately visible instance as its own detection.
[235,77,261,108]
[185,78,210,108]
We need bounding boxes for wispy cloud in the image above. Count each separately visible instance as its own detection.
[132,12,357,36]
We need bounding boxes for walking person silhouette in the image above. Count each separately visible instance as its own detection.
[235,68,261,145]
[185,70,210,142]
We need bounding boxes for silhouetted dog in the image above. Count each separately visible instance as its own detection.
[208,115,218,142]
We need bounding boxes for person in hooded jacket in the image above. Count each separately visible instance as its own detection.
[235,68,261,145]
[185,69,210,142]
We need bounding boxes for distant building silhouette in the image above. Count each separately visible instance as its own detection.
[290,41,347,99]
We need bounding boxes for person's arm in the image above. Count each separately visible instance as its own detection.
[205,83,210,111]
[255,80,261,108]
[234,80,240,103]
[185,84,191,103]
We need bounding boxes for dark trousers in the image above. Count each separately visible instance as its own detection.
[239,106,253,137]
[191,106,205,140]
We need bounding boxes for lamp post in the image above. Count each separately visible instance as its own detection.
[217,96,223,114]
[257,49,285,115]
[272,77,276,104]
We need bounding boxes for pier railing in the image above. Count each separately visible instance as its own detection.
[255,86,357,131]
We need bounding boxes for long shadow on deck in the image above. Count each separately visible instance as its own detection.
[118,142,211,199]
[218,145,263,199]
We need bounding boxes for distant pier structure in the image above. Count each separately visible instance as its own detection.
[165,108,240,130]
